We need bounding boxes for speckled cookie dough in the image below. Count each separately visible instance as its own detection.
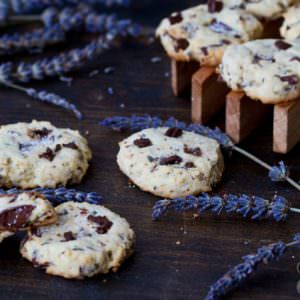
[156,4,263,66]
[219,39,300,104]
[20,202,135,279]
[281,4,300,40]
[221,0,293,20]
[0,120,92,189]
[0,192,57,232]
[117,127,224,199]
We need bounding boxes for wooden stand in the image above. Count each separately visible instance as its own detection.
[171,59,199,96]
[191,67,229,124]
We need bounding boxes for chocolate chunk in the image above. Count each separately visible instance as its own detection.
[39,148,56,161]
[160,155,183,165]
[165,127,183,138]
[201,47,209,55]
[276,74,298,85]
[63,231,76,241]
[275,40,291,50]
[28,128,52,139]
[87,215,113,234]
[208,0,223,13]
[185,162,195,168]
[174,38,189,52]
[63,142,78,150]
[209,21,233,34]
[134,138,152,148]
[184,145,202,156]
[291,57,300,62]
[253,55,275,63]
[54,144,62,152]
[169,12,183,25]
[0,205,34,230]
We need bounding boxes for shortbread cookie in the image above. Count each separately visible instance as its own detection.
[20,202,135,279]
[220,39,300,104]
[0,120,92,188]
[281,4,300,40]
[221,0,293,20]
[0,192,57,231]
[117,128,224,199]
[0,231,14,243]
[156,4,263,66]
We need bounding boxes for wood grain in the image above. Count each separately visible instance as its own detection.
[0,1,299,300]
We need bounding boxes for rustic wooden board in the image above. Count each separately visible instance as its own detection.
[0,1,299,300]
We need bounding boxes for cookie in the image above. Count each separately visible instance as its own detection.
[156,4,263,66]
[280,4,300,40]
[221,0,293,20]
[0,192,57,231]
[20,202,135,279]
[219,39,300,104]
[0,120,92,188]
[0,231,14,243]
[117,127,224,199]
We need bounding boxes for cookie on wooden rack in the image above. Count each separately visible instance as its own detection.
[20,202,135,279]
[0,192,57,242]
[280,3,300,41]
[219,39,300,104]
[117,127,224,199]
[0,120,92,189]
[156,4,263,67]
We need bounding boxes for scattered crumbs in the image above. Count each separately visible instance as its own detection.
[85,130,90,136]
[193,213,199,219]
[120,103,125,109]
[292,255,295,260]
[25,103,32,108]
[107,87,114,95]
[147,36,155,45]
[244,240,250,246]
[103,66,115,74]
[151,56,162,63]
[59,76,73,86]
[176,240,181,245]
[97,93,104,101]
[102,279,107,283]
[89,70,99,78]
[164,72,170,78]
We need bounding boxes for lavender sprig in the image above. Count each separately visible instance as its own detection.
[0,25,65,55]
[0,187,103,206]
[269,161,290,182]
[152,193,300,222]
[100,115,300,192]
[205,233,300,300]
[0,79,83,119]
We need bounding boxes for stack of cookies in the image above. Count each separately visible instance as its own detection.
[156,0,300,153]
[0,120,135,279]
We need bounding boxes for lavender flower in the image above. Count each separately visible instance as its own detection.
[205,241,287,300]
[100,115,233,149]
[269,161,290,182]
[0,187,103,206]
[152,193,293,222]
[0,25,65,55]
[100,115,300,192]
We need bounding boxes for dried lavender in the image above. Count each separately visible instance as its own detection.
[152,193,300,222]
[0,79,82,119]
[0,25,65,55]
[100,115,300,192]
[0,187,103,206]
[205,233,300,300]
[269,161,290,182]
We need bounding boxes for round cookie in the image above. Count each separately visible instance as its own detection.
[221,0,293,20]
[156,4,263,66]
[219,39,300,104]
[281,4,300,40]
[0,192,57,231]
[117,127,224,199]
[0,120,92,188]
[20,202,135,279]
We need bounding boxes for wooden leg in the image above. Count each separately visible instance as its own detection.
[262,18,283,39]
[273,100,300,153]
[191,68,229,124]
[171,59,199,96]
[226,91,270,144]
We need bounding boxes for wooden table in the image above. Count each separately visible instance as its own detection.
[0,1,299,299]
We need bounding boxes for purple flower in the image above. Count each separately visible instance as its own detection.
[269,161,290,182]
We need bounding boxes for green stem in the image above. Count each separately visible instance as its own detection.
[232,145,300,192]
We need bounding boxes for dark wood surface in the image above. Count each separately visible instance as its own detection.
[0,1,299,299]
